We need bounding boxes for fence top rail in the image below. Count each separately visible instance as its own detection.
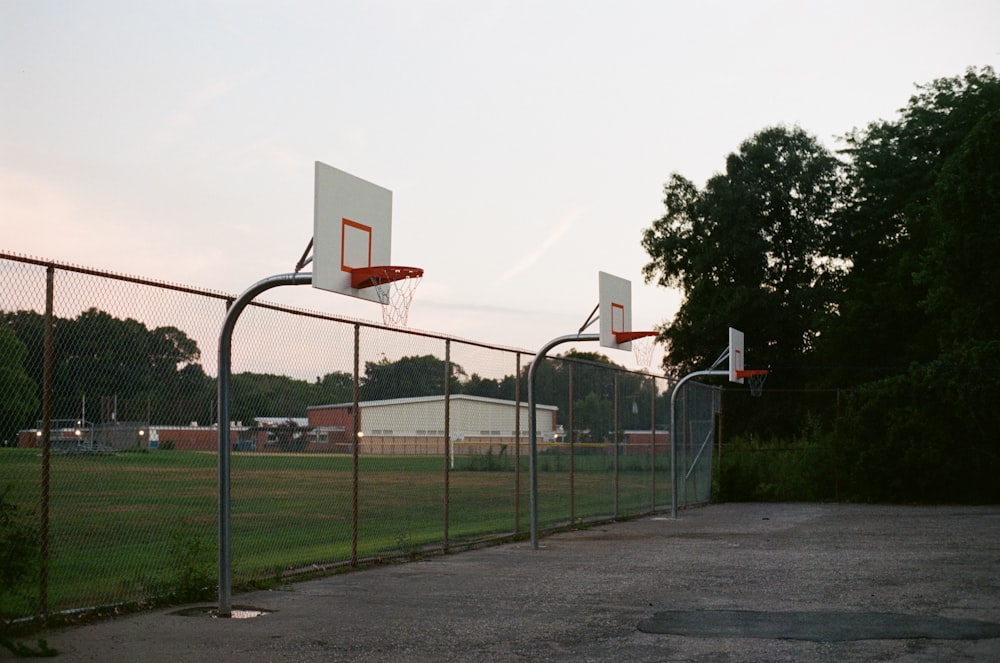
[0,252,517,352]
[1,250,234,300]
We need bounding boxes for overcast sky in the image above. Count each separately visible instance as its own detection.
[2,1,998,369]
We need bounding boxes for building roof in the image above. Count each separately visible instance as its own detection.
[306,394,557,412]
[253,417,309,427]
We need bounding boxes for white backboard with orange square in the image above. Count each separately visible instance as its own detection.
[598,271,632,350]
[312,162,392,302]
[728,327,745,383]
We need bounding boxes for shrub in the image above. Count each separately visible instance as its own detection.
[716,418,838,502]
[0,485,39,616]
[837,342,1000,503]
[166,520,214,602]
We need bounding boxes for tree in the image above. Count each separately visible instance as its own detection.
[920,105,1000,348]
[572,392,613,443]
[0,311,45,414]
[1,307,210,425]
[515,350,655,437]
[819,66,1000,383]
[359,354,466,401]
[58,309,154,408]
[642,126,841,379]
[230,372,320,424]
[460,373,504,399]
[0,330,39,444]
[160,363,215,426]
[316,371,354,404]
[823,68,1000,502]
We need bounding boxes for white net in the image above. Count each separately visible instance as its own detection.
[631,335,658,368]
[370,272,422,327]
[745,371,767,397]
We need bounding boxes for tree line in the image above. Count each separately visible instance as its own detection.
[641,66,1000,502]
[1,308,653,444]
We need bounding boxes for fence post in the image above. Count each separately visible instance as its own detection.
[443,339,451,551]
[613,371,620,519]
[351,323,360,567]
[514,353,521,533]
[37,265,54,623]
[568,362,575,525]
[649,375,656,512]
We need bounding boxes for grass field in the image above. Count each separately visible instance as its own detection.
[0,447,673,620]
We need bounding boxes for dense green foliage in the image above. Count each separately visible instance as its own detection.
[1,308,218,431]
[0,485,39,613]
[715,424,839,503]
[0,330,39,444]
[646,67,1000,503]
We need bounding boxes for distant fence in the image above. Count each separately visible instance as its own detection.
[0,251,718,623]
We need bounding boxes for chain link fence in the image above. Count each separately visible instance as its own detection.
[0,252,717,623]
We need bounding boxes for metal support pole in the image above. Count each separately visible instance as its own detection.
[528,333,599,550]
[217,272,311,617]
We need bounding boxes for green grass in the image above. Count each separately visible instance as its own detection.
[0,447,671,620]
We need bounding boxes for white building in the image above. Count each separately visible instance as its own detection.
[306,394,559,455]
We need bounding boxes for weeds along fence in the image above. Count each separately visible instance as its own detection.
[717,387,844,502]
[0,252,718,622]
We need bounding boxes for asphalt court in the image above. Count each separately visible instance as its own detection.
[9,503,1000,662]
[638,609,1000,641]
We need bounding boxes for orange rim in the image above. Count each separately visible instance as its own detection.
[613,331,658,344]
[351,266,424,289]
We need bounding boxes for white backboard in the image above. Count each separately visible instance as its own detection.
[599,271,632,350]
[312,162,392,302]
[729,327,745,383]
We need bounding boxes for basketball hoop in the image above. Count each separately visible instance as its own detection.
[613,330,659,368]
[351,266,423,327]
[735,369,768,397]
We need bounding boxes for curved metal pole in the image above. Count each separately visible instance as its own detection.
[218,272,312,616]
[669,369,727,519]
[528,333,599,550]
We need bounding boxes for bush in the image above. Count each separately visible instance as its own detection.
[0,485,39,618]
[716,419,838,502]
[456,447,515,472]
[166,520,214,602]
[837,342,1000,503]
[0,484,57,658]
